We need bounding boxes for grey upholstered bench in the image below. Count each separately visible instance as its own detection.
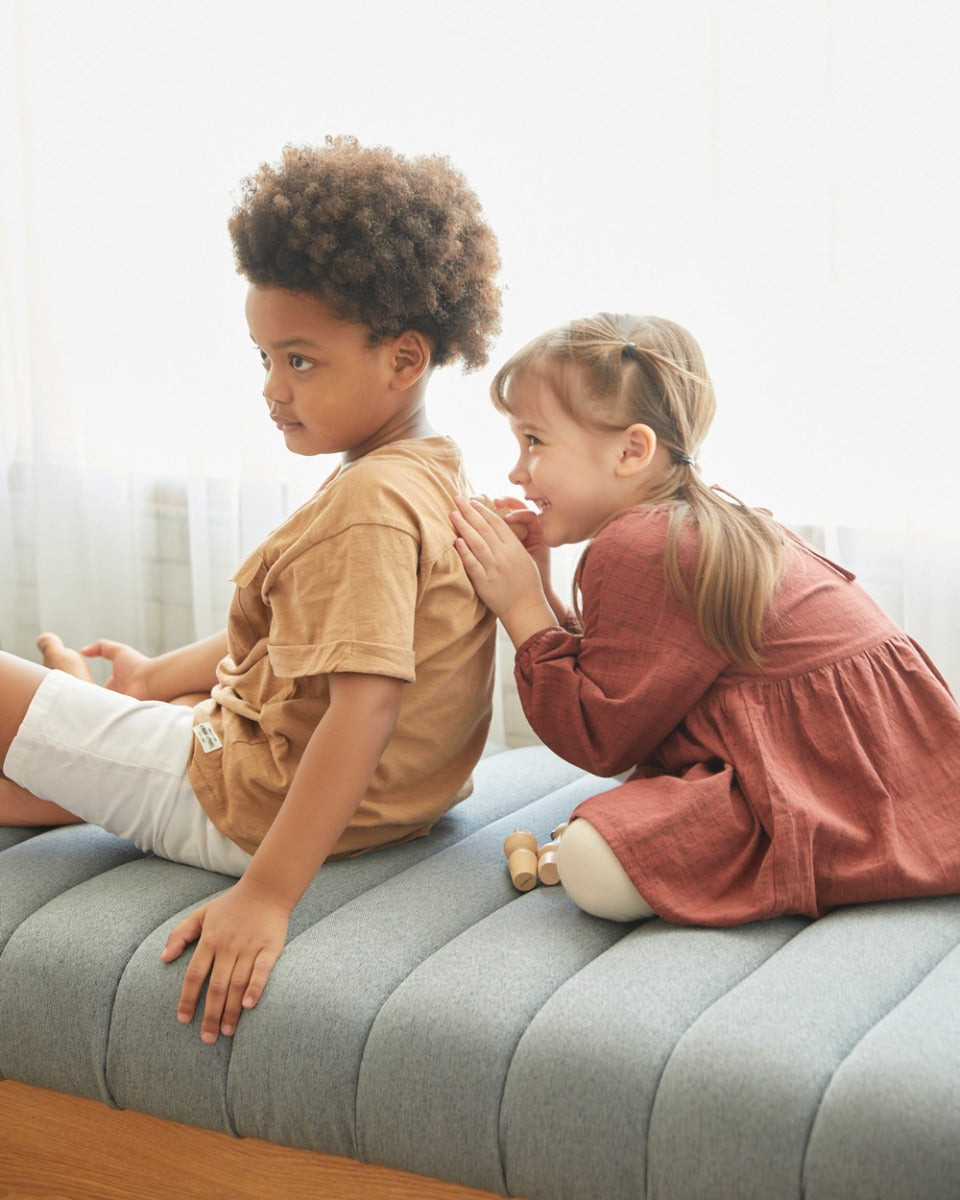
[2,742,959,1198]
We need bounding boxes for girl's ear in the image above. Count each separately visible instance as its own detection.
[389,330,433,389]
[615,423,658,477]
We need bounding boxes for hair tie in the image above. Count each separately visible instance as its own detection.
[621,341,640,361]
[673,451,696,467]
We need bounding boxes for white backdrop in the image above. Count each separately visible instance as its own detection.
[2,0,959,690]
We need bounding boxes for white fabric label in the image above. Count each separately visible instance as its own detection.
[193,722,223,753]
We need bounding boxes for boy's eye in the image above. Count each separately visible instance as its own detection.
[258,348,270,369]
[289,354,312,372]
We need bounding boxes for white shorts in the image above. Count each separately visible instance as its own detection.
[3,670,251,877]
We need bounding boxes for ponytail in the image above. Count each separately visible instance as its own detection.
[663,482,783,669]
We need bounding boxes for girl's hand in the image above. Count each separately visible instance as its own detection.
[81,639,153,699]
[484,498,571,627]
[452,496,558,648]
[491,497,551,571]
[161,881,290,1044]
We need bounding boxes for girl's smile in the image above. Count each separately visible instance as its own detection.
[504,373,643,546]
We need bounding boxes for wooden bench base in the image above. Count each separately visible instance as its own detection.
[0,1080,502,1200]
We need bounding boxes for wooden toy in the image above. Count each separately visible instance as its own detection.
[537,840,561,886]
[503,829,539,891]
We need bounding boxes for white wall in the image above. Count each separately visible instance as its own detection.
[3,0,960,694]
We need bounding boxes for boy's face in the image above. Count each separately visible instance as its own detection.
[245,286,408,460]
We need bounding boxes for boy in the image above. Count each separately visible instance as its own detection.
[0,137,501,1044]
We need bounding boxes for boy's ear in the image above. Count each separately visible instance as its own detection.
[615,423,658,477]
[389,330,433,389]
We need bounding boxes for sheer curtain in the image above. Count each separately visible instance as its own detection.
[2,0,959,701]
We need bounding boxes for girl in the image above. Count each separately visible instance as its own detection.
[452,313,960,925]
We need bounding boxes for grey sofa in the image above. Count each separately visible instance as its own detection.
[2,741,959,1198]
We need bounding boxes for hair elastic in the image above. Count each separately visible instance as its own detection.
[673,452,696,467]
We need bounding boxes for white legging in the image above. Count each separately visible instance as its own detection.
[557,817,655,922]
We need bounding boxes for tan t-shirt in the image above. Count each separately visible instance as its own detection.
[188,437,495,857]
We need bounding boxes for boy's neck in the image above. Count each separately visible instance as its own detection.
[342,404,437,464]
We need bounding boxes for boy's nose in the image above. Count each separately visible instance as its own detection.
[262,371,291,406]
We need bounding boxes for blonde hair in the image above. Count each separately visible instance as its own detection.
[491,313,784,668]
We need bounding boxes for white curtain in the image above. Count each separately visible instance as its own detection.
[2,0,959,698]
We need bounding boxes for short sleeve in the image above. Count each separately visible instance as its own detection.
[266,522,419,682]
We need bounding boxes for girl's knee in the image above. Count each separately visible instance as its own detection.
[557,818,655,923]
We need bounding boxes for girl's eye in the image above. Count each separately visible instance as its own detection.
[525,434,541,447]
[289,354,312,372]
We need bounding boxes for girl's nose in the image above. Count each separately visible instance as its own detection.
[508,458,527,486]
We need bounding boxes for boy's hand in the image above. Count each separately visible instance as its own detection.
[161,880,290,1043]
[81,639,152,699]
[159,672,400,1045]
[452,496,557,647]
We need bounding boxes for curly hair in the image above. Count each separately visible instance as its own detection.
[228,137,502,370]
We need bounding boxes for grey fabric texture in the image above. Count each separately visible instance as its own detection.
[2,743,960,1198]
[0,825,48,853]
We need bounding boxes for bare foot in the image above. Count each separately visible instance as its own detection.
[36,633,95,683]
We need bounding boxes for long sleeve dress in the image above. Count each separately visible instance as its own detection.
[514,505,960,925]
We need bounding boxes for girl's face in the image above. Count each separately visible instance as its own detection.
[504,371,633,546]
[246,286,420,461]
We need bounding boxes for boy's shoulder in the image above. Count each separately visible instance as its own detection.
[345,435,463,481]
[284,437,466,550]
[333,436,465,507]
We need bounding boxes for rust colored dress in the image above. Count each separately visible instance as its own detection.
[515,506,960,925]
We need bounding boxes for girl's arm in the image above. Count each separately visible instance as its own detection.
[458,502,727,777]
[161,670,403,1043]
[515,518,728,776]
[82,631,228,701]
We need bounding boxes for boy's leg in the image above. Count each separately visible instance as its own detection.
[0,777,84,826]
[5,668,248,874]
[0,651,82,826]
[0,651,46,762]
[36,632,203,706]
[36,633,94,682]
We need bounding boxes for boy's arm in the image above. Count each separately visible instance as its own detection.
[161,670,403,1043]
[83,631,228,701]
[146,631,229,699]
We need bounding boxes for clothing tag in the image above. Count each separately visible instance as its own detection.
[193,722,223,753]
